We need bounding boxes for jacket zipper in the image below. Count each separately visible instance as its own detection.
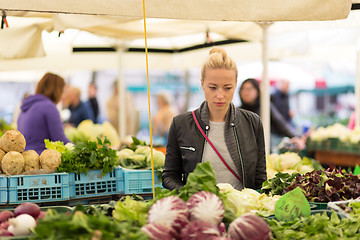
[233,125,245,185]
[180,146,196,152]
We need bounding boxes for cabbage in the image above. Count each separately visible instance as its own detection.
[186,191,224,225]
[146,150,165,169]
[127,154,146,162]
[219,186,279,217]
[135,146,151,155]
[216,183,235,193]
[228,214,272,240]
[148,196,189,232]
[141,223,177,240]
[179,220,220,240]
[223,188,261,216]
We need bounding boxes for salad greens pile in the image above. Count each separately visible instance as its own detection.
[261,172,300,196]
[31,206,149,240]
[286,165,360,202]
[267,211,360,240]
[262,166,360,203]
[113,196,150,227]
[56,137,118,175]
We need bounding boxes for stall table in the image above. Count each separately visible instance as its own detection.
[315,150,360,167]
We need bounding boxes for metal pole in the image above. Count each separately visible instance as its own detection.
[117,47,127,140]
[258,22,273,155]
[356,51,360,128]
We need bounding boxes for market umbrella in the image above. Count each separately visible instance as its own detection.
[0,0,353,153]
[0,0,351,21]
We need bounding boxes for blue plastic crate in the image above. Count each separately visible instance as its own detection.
[0,175,7,204]
[0,188,7,204]
[7,173,69,204]
[69,167,123,198]
[123,169,162,194]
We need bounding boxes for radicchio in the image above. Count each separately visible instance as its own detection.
[186,191,224,225]
[228,213,272,240]
[179,220,221,240]
[141,223,177,240]
[148,196,189,232]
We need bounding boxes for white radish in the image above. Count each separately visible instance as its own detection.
[8,214,36,236]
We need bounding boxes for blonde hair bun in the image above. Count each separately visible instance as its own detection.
[209,47,227,58]
[201,47,237,81]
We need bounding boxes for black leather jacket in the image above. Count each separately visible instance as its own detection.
[162,102,267,190]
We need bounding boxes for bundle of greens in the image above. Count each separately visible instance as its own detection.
[56,137,118,175]
[267,211,360,239]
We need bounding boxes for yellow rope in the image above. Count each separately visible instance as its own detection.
[142,0,156,199]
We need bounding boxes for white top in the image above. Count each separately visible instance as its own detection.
[203,121,243,190]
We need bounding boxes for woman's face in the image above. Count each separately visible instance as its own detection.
[202,68,236,112]
[240,81,258,104]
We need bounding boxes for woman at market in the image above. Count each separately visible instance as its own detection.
[162,48,267,191]
[17,72,70,154]
[238,78,305,151]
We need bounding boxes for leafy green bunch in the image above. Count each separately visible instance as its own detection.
[57,137,118,175]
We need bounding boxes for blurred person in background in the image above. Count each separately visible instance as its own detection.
[239,78,304,151]
[11,92,29,128]
[106,81,137,136]
[271,79,294,124]
[348,111,357,129]
[66,87,93,127]
[17,72,70,154]
[153,93,176,142]
[86,81,100,123]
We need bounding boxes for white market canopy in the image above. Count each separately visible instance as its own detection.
[0,0,351,21]
[0,0,354,152]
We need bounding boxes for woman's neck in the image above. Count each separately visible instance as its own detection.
[208,105,229,122]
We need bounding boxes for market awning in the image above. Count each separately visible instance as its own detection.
[0,0,352,21]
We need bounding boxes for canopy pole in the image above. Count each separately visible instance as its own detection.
[356,51,360,128]
[117,47,126,140]
[258,22,272,155]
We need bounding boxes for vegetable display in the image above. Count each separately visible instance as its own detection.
[262,166,360,203]
[228,214,272,240]
[56,137,118,175]
[0,130,27,175]
[147,196,189,232]
[218,184,280,217]
[31,208,149,240]
[286,166,360,202]
[187,191,224,225]
[117,137,165,170]
[261,172,300,196]
[65,119,120,148]
[0,202,44,237]
[267,211,360,239]
[266,152,320,179]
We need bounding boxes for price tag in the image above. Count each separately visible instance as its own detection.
[354,165,360,175]
[274,187,311,222]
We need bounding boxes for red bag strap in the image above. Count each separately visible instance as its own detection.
[192,111,242,183]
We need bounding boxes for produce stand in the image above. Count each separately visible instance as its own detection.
[314,150,360,167]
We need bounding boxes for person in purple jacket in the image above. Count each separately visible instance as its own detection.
[17,72,71,155]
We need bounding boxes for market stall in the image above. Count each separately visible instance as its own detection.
[0,0,359,239]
